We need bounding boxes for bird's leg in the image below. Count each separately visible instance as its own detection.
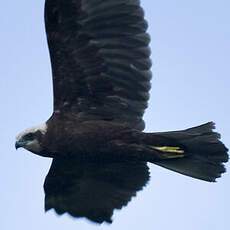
[149,146,185,159]
[106,141,185,162]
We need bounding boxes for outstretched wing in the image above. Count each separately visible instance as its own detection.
[44,158,150,223]
[45,0,152,130]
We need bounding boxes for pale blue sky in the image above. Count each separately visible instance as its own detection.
[1,1,229,230]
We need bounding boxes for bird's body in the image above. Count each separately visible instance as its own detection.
[16,0,228,224]
[42,118,132,158]
[19,117,183,161]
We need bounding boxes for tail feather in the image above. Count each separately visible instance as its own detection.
[151,122,228,182]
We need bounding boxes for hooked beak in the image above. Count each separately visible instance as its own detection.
[15,140,25,150]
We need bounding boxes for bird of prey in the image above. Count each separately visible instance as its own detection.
[15,0,228,224]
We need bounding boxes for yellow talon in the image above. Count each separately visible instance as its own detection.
[151,146,185,154]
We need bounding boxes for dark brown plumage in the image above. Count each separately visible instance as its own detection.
[45,0,151,130]
[15,0,228,224]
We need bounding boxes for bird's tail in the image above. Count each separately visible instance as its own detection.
[144,122,228,182]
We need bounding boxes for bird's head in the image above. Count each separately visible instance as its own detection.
[15,123,47,153]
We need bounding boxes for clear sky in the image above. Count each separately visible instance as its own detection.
[1,1,230,229]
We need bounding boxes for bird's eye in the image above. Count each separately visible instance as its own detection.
[24,133,35,140]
